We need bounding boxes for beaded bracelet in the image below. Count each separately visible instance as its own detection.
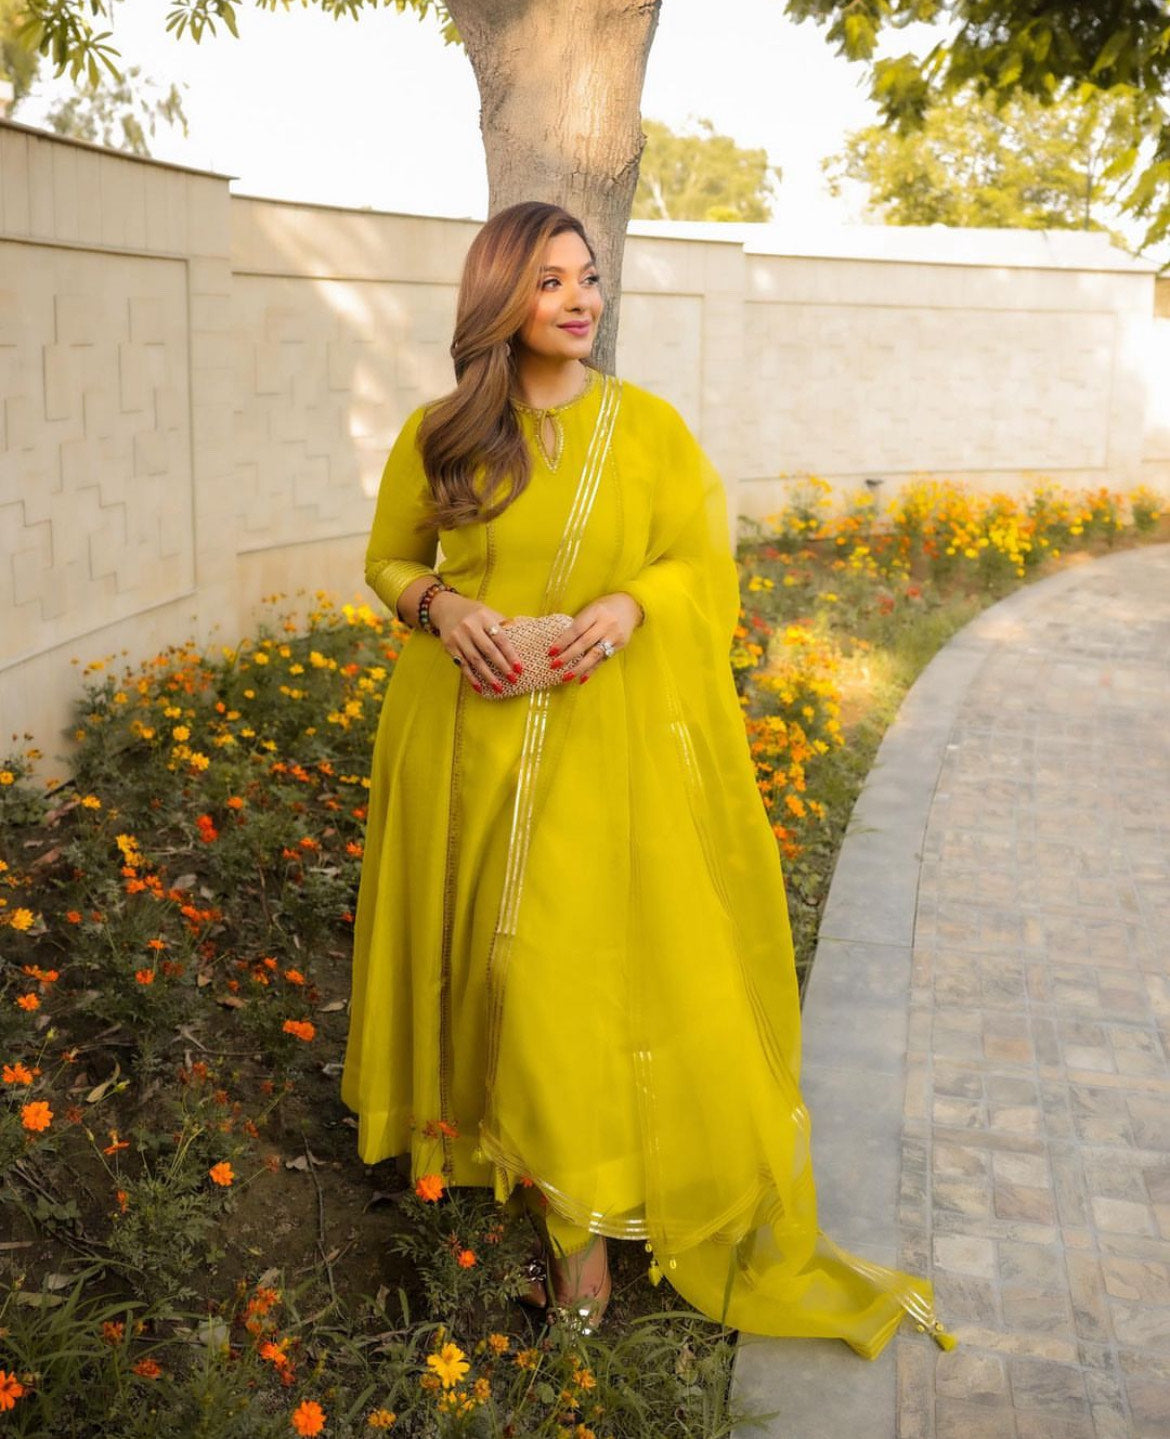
[417,579,457,637]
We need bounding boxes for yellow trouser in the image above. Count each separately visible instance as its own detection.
[509,1182,597,1257]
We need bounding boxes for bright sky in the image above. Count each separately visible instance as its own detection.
[14,0,912,223]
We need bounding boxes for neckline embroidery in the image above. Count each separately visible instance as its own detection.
[512,369,597,472]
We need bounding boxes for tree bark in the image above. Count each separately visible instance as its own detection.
[445,0,661,373]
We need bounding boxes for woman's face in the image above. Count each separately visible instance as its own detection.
[514,229,603,362]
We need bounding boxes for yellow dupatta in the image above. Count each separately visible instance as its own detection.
[463,377,952,1358]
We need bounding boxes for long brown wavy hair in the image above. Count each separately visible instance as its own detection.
[416,201,599,531]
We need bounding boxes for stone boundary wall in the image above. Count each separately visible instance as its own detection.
[1,118,1165,775]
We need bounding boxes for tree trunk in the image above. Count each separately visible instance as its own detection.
[445,0,661,373]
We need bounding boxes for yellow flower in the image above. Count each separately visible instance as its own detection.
[80,795,102,809]
[366,1411,397,1429]
[0,772,13,786]
[8,909,35,932]
[426,1342,470,1390]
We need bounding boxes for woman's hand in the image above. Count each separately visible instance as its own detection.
[429,591,523,696]
[548,592,643,685]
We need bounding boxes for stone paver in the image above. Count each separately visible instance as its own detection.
[731,543,1170,1439]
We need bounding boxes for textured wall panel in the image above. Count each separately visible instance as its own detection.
[231,274,457,546]
[616,292,704,432]
[0,242,193,665]
[744,303,1116,480]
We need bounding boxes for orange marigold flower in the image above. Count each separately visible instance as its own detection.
[227,796,245,810]
[103,1131,130,1155]
[146,938,167,951]
[102,1321,125,1345]
[414,1173,445,1203]
[132,1357,162,1379]
[65,910,82,924]
[282,1019,315,1042]
[134,968,155,985]
[21,1100,52,1132]
[456,1249,476,1269]
[0,1370,26,1409]
[291,1399,326,1435]
[209,1161,234,1187]
[115,1188,129,1213]
[16,993,40,1011]
[259,1340,291,1368]
[487,1332,509,1355]
[437,1119,460,1139]
[284,968,305,985]
[3,1062,34,1085]
[366,1410,397,1429]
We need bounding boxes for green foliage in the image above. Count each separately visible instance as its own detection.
[0,3,188,157]
[826,85,1138,236]
[0,0,39,101]
[634,117,781,222]
[45,64,189,156]
[15,0,459,88]
[787,0,1170,252]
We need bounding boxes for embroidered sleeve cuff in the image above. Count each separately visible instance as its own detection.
[367,558,438,619]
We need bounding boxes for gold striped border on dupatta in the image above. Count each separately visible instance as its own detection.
[481,374,621,1104]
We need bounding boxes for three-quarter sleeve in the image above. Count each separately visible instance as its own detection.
[365,405,440,619]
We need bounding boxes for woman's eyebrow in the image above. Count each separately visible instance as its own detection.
[540,263,599,274]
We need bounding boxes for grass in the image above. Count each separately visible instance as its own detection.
[0,473,1165,1436]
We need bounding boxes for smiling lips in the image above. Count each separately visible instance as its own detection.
[559,321,591,334]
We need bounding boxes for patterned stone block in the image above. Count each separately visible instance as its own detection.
[0,240,193,664]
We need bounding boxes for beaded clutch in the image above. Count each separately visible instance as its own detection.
[480,614,575,700]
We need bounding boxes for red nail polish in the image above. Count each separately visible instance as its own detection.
[550,658,562,669]
[513,663,524,675]
[491,680,503,693]
[471,681,482,693]
[560,671,574,682]
[578,674,590,685]
[548,647,560,657]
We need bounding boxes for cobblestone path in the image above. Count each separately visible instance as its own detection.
[732,544,1170,1439]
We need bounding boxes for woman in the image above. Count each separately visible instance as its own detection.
[340,201,953,1357]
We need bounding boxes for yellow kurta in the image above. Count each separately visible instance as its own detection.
[340,370,952,1358]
